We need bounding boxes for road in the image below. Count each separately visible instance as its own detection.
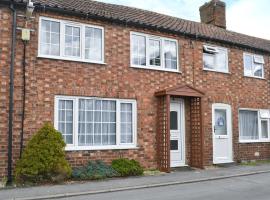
[60,172,270,200]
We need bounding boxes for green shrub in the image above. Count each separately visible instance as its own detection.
[72,160,119,180]
[111,158,144,177]
[15,123,72,184]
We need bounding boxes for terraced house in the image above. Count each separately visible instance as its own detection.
[1,0,270,182]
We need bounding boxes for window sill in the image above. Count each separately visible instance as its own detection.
[65,145,139,151]
[203,68,230,74]
[239,140,270,144]
[130,65,181,73]
[243,75,265,80]
[37,54,107,65]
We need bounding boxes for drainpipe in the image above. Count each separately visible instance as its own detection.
[7,0,17,185]
[20,41,27,158]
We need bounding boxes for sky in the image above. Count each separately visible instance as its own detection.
[96,0,270,40]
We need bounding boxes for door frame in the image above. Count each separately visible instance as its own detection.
[170,98,186,167]
[212,103,233,164]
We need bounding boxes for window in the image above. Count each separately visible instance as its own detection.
[131,32,179,72]
[39,17,104,64]
[55,96,137,150]
[239,109,270,142]
[243,53,264,78]
[203,45,228,73]
[40,19,60,56]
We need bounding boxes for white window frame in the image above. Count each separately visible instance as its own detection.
[38,16,105,64]
[130,32,180,73]
[54,96,137,151]
[203,44,229,73]
[243,53,265,79]
[239,108,270,143]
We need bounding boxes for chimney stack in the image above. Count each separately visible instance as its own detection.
[199,0,226,29]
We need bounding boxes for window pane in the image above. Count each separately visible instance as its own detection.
[120,103,133,144]
[164,40,177,69]
[85,27,102,61]
[40,20,60,56]
[261,120,268,139]
[149,39,161,66]
[58,100,73,144]
[239,110,259,140]
[216,49,227,71]
[131,35,146,66]
[214,109,227,135]
[170,111,178,130]
[203,53,215,69]
[253,63,263,77]
[78,99,116,146]
[244,54,253,76]
[64,25,81,57]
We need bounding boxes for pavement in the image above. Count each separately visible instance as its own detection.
[1,163,270,200]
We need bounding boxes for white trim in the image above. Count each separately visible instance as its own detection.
[38,16,105,64]
[203,44,229,73]
[130,31,180,73]
[54,96,137,151]
[243,53,264,79]
[212,103,233,164]
[238,108,270,143]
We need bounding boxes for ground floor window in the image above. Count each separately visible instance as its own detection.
[55,96,137,150]
[239,109,270,142]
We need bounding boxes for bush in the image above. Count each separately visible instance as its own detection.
[111,158,144,177]
[72,160,119,180]
[15,123,72,184]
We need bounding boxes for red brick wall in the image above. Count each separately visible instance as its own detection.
[0,7,270,178]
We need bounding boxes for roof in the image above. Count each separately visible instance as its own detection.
[155,85,205,97]
[8,0,270,54]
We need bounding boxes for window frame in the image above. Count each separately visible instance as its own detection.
[130,32,180,73]
[38,16,105,64]
[203,44,229,73]
[243,53,265,79]
[54,96,137,151]
[239,108,270,143]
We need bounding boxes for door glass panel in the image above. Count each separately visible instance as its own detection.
[215,109,227,135]
[170,140,178,150]
[170,111,178,130]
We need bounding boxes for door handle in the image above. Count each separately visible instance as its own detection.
[214,126,216,133]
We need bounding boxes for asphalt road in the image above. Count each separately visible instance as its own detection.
[60,172,270,200]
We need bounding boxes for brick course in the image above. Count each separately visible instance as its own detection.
[0,7,270,178]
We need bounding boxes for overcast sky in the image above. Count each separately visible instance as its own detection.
[97,0,270,40]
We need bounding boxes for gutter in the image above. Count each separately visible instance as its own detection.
[7,0,17,185]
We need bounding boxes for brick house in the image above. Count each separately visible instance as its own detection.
[1,0,270,181]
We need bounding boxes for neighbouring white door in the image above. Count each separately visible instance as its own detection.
[170,99,185,167]
[212,103,233,164]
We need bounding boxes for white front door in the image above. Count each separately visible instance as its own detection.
[170,99,185,167]
[212,103,233,164]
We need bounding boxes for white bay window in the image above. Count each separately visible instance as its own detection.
[239,109,270,143]
[131,32,179,72]
[55,96,137,150]
[39,17,104,64]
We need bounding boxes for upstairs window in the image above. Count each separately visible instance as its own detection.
[131,32,179,72]
[39,17,104,64]
[243,53,264,78]
[203,45,228,73]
